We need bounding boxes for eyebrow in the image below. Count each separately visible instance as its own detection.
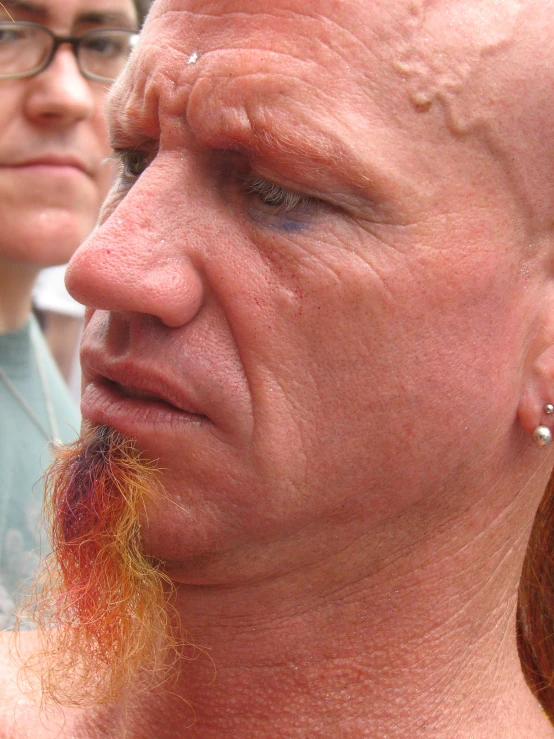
[0,0,136,26]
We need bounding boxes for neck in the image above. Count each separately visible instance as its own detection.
[0,258,39,334]
[90,471,554,738]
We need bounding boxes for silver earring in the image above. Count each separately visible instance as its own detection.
[533,425,553,447]
[545,403,554,415]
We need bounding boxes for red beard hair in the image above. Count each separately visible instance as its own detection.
[18,424,185,707]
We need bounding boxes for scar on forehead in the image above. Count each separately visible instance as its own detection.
[393,0,524,132]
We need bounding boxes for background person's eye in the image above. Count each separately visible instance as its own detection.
[82,35,124,58]
[0,28,24,44]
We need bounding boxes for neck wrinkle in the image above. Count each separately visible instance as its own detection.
[83,481,554,738]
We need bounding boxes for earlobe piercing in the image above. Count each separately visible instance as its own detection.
[533,425,553,447]
[531,403,554,446]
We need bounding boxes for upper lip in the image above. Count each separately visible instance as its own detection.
[4,154,92,174]
[85,358,208,419]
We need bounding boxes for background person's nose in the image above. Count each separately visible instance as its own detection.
[24,46,95,124]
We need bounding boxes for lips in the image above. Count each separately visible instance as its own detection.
[104,376,204,417]
[1,153,93,175]
[118,384,173,404]
[80,355,211,432]
[78,331,254,447]
[93,364,206,417]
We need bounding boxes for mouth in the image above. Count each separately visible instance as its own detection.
[103,376,206,417]
[80,373,210,440]
[117,384,173,404]
[2,156,91,176]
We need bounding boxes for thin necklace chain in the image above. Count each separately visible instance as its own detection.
[0,325,61,447]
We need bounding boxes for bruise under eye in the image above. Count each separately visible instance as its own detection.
[241,174,322,232]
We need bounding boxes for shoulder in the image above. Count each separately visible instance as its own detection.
[0,630,86,739]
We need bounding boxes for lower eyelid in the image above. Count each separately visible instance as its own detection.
[247,202,317,232]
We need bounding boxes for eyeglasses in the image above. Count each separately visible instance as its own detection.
[0,22,138,83]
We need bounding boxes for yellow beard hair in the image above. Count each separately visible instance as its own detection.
[17,424,185,707]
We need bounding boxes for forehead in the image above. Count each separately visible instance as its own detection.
[110,0,525,147]
[109,0,554,229]
[0,0,136,27]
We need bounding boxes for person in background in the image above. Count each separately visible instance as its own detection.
[33,264,85,397]
[0,0,144,627]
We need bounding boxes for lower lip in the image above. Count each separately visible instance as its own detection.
[81,378,209,440]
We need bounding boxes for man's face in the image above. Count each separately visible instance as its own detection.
[67,0,551,581]
[0,0,137,269]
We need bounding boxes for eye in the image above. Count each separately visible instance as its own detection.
[81,34,129,59]
[0,27,25,44]
[111,148,151,188]
[245,176,312,212]
[243,175,320,232]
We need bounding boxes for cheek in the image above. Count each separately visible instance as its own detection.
[0,93,20,140]
[241,243,526,497]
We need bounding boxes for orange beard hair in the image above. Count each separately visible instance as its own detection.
[19,424,183,707]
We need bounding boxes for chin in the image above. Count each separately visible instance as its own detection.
[1,211,97,267]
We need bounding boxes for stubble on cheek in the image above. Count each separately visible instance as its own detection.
[17,424,187,707]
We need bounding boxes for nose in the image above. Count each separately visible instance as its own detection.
[24,46,95,124]
[66,177,205,329]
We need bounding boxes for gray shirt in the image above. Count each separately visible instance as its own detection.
[0,316,79,628]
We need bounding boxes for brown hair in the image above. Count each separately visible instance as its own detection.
[518,469,554,719]
[133,0,152,26]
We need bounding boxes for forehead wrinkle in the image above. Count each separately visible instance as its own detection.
[183,66,380,197]
[106,40,164,146]
[122,0,535,222]
[109,8,421,213]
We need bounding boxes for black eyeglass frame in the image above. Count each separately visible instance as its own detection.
[0,21,138,83]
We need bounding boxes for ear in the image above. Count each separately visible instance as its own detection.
[518,277,554,439]
[518,344,554,436]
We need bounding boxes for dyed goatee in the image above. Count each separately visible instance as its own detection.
[19,424,184,707]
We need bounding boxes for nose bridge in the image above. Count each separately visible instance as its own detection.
[66,170,207,328]
[46,44,89,88]
[51,36,81,67]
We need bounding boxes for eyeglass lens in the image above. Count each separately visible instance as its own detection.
[0,24,136,81]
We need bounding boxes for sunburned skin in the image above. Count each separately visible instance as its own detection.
[18,424,185,708]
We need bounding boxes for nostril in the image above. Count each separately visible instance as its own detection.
[65,234,205,330]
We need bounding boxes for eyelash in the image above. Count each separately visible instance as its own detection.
[243,175,313,213]
[109,149,320,222]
